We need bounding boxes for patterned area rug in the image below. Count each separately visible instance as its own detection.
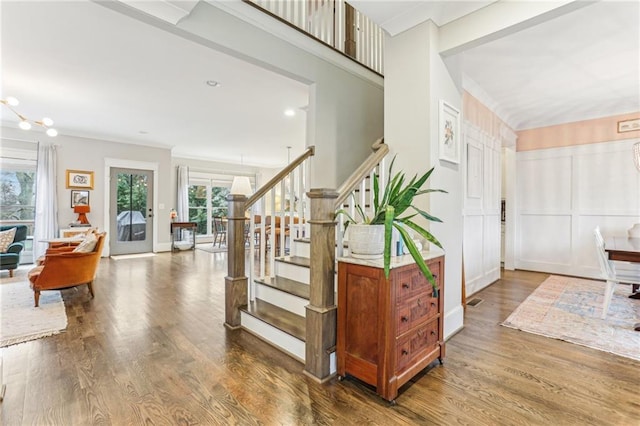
[502,275,640,361]
[0,281,67,347]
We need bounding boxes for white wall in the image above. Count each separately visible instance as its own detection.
[516,139,640,278]
[385,21,464,340]
[169,1,384,188]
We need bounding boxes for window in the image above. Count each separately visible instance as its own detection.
[0,146,37,235]
[187,171,254,238]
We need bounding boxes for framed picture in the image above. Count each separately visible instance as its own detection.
[617,118,640,133]
[439,100,460,164]
[66,170,94,189]
[71,190,90,207]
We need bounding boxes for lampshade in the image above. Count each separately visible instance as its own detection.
[74,204,91,225]
[230,176,253,196]
[74,205,90,214]
[634,142,640,172]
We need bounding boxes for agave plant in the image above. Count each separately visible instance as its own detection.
[337,156,447,295]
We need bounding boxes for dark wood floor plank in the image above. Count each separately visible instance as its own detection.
[1,252,638,425]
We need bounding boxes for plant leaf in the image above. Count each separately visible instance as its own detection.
[383,205,395,278]
[394,222,437,294]
[402,220,443,249]
[414,189,448,196]
[411,206,443,223]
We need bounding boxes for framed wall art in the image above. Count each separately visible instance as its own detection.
[439,100,460,164]
[71,190,90,207]
[66,170,94,189]
[617,118,640,133]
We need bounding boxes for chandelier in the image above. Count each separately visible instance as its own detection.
[0,96,58,137]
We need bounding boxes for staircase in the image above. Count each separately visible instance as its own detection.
[225,139,388,381]
[240,240,314,363]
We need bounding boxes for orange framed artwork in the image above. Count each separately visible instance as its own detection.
[66,170,94,189]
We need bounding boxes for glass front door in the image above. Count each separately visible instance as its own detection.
[110,167,153,255]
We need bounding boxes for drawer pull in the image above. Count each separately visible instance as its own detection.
[417,298,422,307]
[433,274,438,280]
[431,330,436,336]
[401,349,409,356]
[401,316,409,323]
[402,283,410,289]
[431,302,436,307]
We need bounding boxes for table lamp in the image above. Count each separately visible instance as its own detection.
[74,205,91,225]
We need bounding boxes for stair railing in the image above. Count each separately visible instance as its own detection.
[224,145,315,329]
[244,0,384,75]
[334,137,388,257]
[304,137,386,380]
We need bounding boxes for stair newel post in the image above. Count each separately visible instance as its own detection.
[304,188,339,382]
[224,194,248,329]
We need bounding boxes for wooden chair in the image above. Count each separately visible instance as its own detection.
[213,217,227,247]
[593,227,640,318]
[28,232,106,307]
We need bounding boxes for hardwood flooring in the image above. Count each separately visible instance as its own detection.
[1,253,638,425]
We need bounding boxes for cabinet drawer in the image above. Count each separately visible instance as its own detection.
[395,319,439,372]
[396,293,438,335]
[395,261,441,303]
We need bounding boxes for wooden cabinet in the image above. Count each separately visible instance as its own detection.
[337,253,445,402]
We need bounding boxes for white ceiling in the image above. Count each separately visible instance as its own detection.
[0,0,309,167]
[2,0,639,165]
[352,0,640,130]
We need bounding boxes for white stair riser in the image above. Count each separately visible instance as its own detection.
[330,351,336,375]
[254,283,308,317]
[241,312,306,362]
[291,240,310,258]
[275,261,310,284]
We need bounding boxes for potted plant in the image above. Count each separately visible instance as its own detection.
[337,156,446,296]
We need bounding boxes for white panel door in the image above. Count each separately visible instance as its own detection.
[463,123,502,296]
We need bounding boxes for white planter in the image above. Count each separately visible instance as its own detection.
[348,224,385,259]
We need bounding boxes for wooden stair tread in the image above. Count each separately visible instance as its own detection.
[293,237,310,244]
[254,276,309,299]
[241,299,306,342]
[275,256,310,268]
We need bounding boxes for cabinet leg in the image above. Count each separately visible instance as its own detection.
[389,399,397,406]
[438,357,444,365]
[337,375,344,381]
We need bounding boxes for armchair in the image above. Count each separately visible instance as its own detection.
[28,232,106,307]
[0,225,28,277]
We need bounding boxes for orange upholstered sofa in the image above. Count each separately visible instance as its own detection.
[28,232,106,307]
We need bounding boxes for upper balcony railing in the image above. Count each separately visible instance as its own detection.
[244,0,384,75]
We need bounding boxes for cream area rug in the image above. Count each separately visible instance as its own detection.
[0,281,67,347]
[502,275,639,361]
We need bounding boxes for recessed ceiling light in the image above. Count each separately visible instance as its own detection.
[139,130,148,135]
[284,109,296,117]
[206,80,221,87]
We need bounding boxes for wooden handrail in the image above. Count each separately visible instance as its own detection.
[245,146,315,208]
[334,138,387,208]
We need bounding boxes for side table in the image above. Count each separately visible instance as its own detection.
[170,222,197,251]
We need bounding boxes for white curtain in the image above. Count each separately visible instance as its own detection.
[33,143,58,259]
[177,165,189,222]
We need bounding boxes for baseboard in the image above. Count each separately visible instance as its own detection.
[444,305,464,341]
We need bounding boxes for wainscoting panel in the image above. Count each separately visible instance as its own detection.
[516,139,640,278]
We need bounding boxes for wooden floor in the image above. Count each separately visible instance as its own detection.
[1,251,638,425]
